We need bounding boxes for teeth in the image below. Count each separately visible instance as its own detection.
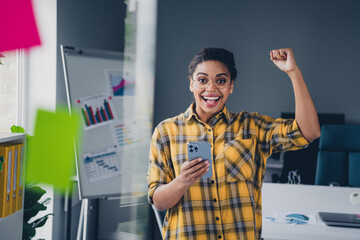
[203,96,220,100]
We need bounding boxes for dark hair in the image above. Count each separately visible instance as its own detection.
[188,47,237,81]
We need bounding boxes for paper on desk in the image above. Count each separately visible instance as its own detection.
[264,211,317,225]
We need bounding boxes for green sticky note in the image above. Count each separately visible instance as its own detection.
[26,107,82,193]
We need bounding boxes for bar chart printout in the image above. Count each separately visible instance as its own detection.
[83,148,121,184]
[76,94,116,129]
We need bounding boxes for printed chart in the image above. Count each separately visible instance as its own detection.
[113,119,144,149]
[83,148,121,184]
[105,69,135,96]
[76,94,116,129]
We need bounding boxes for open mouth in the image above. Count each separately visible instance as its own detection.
[202,96,221,106]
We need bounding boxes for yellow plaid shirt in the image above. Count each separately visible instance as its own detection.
[147,104,308,240]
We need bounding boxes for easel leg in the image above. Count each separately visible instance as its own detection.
[76,199,88,240]
[83,199,89,240]
[152,205,163,238]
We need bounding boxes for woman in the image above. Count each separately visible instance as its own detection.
[147,47,320,239]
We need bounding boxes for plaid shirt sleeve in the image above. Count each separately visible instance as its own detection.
[147,123,174,205]
[252,113,309,157]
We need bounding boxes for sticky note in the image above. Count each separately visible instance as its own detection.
[26,107,82,193]
[0,0,41,52]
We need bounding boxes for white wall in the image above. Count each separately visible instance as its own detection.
[24,0,57,238]
[25,0,57,132]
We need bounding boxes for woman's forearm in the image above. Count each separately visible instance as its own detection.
[288,68,321,142]
[153,158,209,211]
[153,177,190,211]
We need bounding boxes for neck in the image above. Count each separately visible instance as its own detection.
[194,104,220,124]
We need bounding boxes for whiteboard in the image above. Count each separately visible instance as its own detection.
[61,46,151,199]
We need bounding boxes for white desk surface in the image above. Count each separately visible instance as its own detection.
[262,183,360,240]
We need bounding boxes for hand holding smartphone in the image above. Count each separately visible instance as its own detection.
[187,141,213,178]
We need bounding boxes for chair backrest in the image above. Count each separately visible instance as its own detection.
[279,113,345,184]
[315,125,360,187]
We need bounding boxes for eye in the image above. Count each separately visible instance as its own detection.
[216,79,227,85]
[197,78,208,84]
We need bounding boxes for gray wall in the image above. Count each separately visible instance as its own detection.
[56,0,126,105]
[154,0,360,126]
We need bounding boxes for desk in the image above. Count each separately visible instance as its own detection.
[262,183,360,240]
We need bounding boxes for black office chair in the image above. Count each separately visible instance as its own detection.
[315,125,360,187]
[278,113,345,184]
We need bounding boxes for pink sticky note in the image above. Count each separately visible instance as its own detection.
[0,0,41,52]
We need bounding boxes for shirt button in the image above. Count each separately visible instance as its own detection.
[211,180,215,184]
[213,198,217,203]
[218,235,222,239]
[216,217,220,221]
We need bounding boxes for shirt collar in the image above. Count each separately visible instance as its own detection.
[183,103,232,124]
[183,103,197,121]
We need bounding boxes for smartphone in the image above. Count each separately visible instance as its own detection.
[187,141,213,178]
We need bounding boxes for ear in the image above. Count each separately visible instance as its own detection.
[229,80,234,94]
[189,78,194,92]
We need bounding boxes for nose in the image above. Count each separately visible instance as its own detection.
[206,80,217,91]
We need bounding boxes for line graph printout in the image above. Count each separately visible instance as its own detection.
[76,94,117,129]
[105,69,135,97]
[83,148,121,184]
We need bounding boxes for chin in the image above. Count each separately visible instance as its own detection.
[200,101,224,115]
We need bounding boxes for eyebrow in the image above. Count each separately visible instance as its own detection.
[196,72,229,77]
